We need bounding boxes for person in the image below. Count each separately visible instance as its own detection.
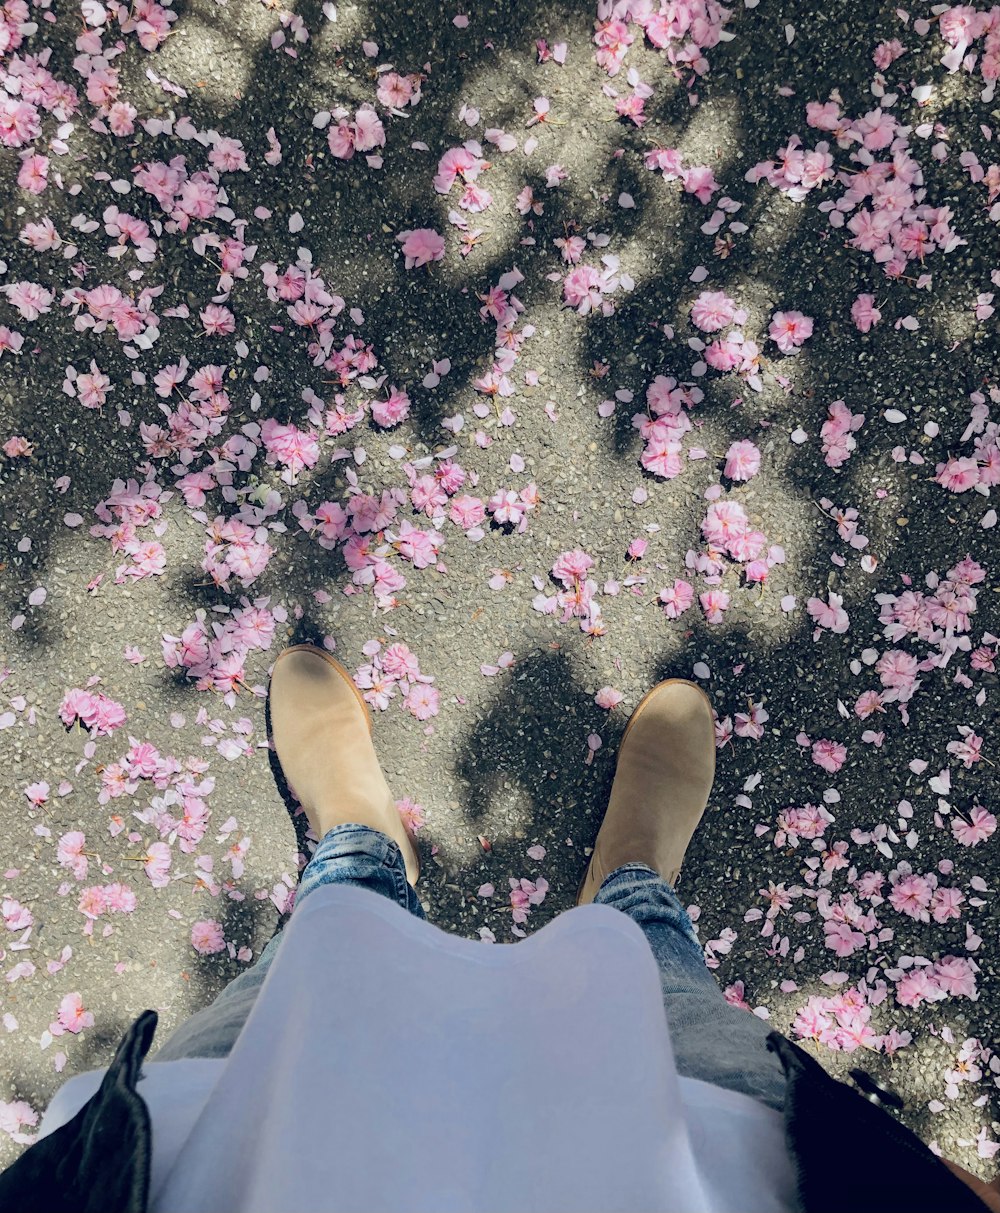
[1,644,997,1213]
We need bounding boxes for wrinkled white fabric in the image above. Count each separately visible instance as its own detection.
[41,883,796,1213]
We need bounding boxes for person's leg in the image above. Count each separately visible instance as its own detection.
[595,862,786,1112]
[577,680,785,1109]
[153,644,421,1062]
[152,823,422,1061]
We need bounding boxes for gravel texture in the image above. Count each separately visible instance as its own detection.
[1,0,999,1181]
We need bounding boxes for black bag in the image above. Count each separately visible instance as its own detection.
[0,1010,157,1213]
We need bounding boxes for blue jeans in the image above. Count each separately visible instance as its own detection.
[154,825,786,1112]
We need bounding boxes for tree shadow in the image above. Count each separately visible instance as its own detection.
[3,0,998,1176]
[453,644,612,832]
[2,0,650,634]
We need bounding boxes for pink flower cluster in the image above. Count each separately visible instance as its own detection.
[376,70,423,112]
[388,518,444,569]
[936,6,1000,80]
[723,439,761,481]
[293,458,482,609]
[89,476,170,587]
[632,374,702,481]
[2,280,53,321]
[371,385,411,428]
[139,361,232,459]
[2,56,75,152]
[260,253,346,331]
[434,142,494,213]
[196,517,273,593]
[695,498,784,599]
[3,434,31,456]
[873,38,906,71]
[59,688,127,737]
[3,897,33,932]
[115,539,166,584]
[716,700,769,747]
[748,101,963,280]
[132,155,225,235]
[260,419,320,482]
[76,882,138,921]
[595,686,625,709]
[643,145,720,204]
[886,862,965,925]
[562,254,632,316]
[594,0,733,79]
[64,282,160,346]
[354,639,440,721]
[684,288,800,391]
[141,841,171,889]
[768,309,813,354]
[103,205,158,260]
[395,797,427,834]
[817,890,880,959]
[952,807,997,848]
[191,919,226,955]
[658,579,695,620]
[881,558,986,643]
[701,328,762,388]
[63,360,112,410]
[806,592,850,637]
[509,875,549,931]
[812,738,847,773]
[894,956,979,1008]
[487,483,540,533]
[775,802,835,849]
[614,77,653,128]
[532,548,606,637]
[99,755,214,860]
[943,1037,993,1104]
[25,195,61,236]
[0,325,24,358]
[49,993,94,1037]
[0,1098,38,1145]
[933,392,999,494]
[947,726,984,769]
[690,290,745,333]
[200,304,235,337]
[861,557,988,722]
[820,400,865,469]
[56,831,89,880]
[324,104,386,161]
[162,599,277,700]
[396,227,445,269]
[851,293,882,333]
[791,985,912,1054]
[23,781,49,807]
[744,133,834,203]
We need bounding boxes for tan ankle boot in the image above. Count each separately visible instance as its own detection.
[269,645,420,886]
[576,680,715,905]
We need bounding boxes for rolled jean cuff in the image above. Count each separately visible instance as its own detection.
[296,822,425,920]
[593,863,704,957]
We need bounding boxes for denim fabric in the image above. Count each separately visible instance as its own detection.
[593,863,787,1113]
[154,829,786,1115]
